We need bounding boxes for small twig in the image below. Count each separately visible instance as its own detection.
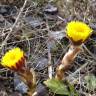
[47,42,52,79]
[0,76,13,80]
[32,92,38,96]
[46,20,53,79]
[23,34,31,59]
[46,24,52,79]
[57,15,67,23]
[66,62,88,80]
[82,44,96,61]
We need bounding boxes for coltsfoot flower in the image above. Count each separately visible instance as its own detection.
[66,21,93,45]
[1,47,25,71]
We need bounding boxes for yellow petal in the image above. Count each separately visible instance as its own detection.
[66,21,93,45]
[1,47,25,71]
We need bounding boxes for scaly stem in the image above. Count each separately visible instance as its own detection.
[18,68,36,96]
[55,45,81,80]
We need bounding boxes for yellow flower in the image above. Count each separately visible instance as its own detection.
[1,47,25,71]
[66,21,93,45]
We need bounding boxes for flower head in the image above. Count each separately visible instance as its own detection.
[66,21,93,45]
[1,47,25,71]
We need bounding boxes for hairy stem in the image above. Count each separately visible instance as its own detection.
[18,68,36,96]
[55,45,81,80]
